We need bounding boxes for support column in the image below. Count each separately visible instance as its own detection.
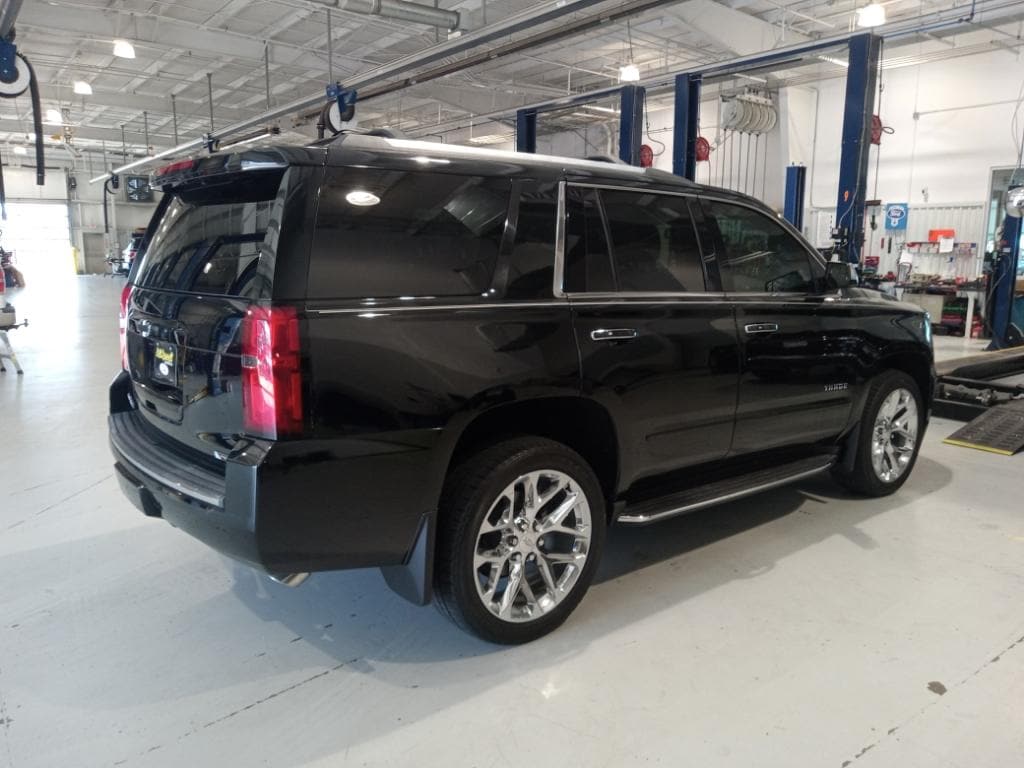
[515,109,537,153]
[784,164,807,231]
[834,33,880,264]
[989,214,1022,349]
[619,85,645,165]
[672,73,702,179]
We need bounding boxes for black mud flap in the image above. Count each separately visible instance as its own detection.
[381,511,435,606]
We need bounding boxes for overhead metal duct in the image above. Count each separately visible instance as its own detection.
[305,0,459,30]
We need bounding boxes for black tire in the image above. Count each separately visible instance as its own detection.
[434,437,606,644]
[833,370,925,496]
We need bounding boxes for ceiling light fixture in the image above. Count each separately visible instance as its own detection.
[582,105,620,115]
[855,3,886,28]
[467,133,514,145]
[619,63,640,83]
[73,81,93,95]
[44,108,63,125]
[13,146,27,156]
[113,40,136,59]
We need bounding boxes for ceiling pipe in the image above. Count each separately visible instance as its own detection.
[408,0,1021,138]
[88,0,618,182]
[304,0,459,30]
[89,0,1019,184]
[0,0,24,39]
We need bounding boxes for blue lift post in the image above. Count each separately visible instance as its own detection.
[515,108,537,153]
[618,85,645,165]
[834,33,881,264]
[672,73,702,180]
[989,214,1022,350]
[783,165,807,231]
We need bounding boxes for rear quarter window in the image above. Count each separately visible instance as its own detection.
[308,169,509,299]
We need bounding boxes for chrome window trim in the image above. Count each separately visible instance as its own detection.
[310,296,744,314]
[563,291,726,301]
[553,180,567,298]
[311,301,568,315]
[567,180,695,198]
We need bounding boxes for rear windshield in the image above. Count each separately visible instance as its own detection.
[134,171,284,298]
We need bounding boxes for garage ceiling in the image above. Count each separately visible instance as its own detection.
[3,0,1022,160]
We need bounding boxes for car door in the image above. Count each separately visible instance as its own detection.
[565,182,741,490]
[700,198,856,455]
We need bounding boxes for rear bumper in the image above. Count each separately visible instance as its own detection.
[109,409,266,567]
[108,405,442,580]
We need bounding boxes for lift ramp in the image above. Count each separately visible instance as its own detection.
[944,400,1024,456]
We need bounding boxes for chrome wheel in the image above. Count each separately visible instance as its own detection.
[472,470,592,623]
[871,387,919,483]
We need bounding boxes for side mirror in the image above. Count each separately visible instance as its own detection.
[825,260,859,290]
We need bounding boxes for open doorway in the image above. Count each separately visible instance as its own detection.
[1,202,73,286]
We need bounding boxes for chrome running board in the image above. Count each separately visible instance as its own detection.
[618,456,835,525]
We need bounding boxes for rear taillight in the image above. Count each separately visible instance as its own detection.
[119,282,131,370]
[240,306,303,439]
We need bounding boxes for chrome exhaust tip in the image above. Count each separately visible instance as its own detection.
[268,572,310,588]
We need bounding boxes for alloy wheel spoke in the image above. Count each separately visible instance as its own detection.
[480,493,514,532]
[519,574,538,611]
[884,443,898,471]
[483,559,505,601]
[543,551,587,565]
[498,561,525,617]
[540,492,579,532]
[536,555,558,595]
[474,549,506,569]
[519,473,539,515]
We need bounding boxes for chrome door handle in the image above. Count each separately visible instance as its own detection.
[744,322,779,334]
[590,328,638,342]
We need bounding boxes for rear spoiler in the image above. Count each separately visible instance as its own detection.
[151,146,326,190]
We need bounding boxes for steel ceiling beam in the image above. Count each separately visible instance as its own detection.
[87,0,674,182]
[303,0,460,29]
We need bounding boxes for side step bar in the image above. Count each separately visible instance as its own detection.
[618,456,835,525]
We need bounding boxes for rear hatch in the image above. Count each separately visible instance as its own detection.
[125,150,318,464]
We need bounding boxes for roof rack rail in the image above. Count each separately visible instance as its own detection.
[583,155,627,165]
[313,127,408,146]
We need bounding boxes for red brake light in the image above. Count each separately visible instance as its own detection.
[240,306,303,439]
[155,158,196,177]
[119,283,132,370]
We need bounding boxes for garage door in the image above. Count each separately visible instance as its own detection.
[3,202,73,281]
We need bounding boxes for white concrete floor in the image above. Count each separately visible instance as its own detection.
[2,276,1023,768]
[932,335,991,363]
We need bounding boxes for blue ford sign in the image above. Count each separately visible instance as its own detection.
[885,203,908,230]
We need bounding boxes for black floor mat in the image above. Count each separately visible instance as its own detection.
[944,400,1024,455]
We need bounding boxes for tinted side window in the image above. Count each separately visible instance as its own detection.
[600,189,705,292]
[309,169,508,299]
[506,182,559,299]
[704,200,821,293]
[564,186,614,293]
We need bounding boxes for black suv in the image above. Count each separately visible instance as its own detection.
[109,134,934,643]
